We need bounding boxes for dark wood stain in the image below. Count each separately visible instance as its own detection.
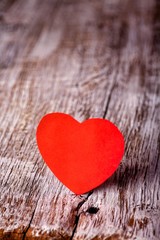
[152,0,160,53]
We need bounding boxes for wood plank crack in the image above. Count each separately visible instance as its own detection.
[70,191,93,240]
[22,206,37,240]
[103,82,116,119]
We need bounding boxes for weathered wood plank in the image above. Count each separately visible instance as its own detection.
[71,1,160,239]
[0,0,120,239]
[0,0,159,239]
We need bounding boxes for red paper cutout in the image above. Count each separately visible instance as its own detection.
[36,113,125,194]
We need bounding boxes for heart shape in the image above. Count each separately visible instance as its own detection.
[36,113,124,194]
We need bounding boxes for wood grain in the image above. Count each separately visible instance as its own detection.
[0,0,159,239]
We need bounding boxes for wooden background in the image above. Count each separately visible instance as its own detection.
[0,0,159,239]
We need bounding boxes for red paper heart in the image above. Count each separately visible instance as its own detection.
[36,113,124,194]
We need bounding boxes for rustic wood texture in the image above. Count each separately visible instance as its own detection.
[0,0,159,239]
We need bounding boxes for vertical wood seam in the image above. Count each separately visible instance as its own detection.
[70,191,93,240]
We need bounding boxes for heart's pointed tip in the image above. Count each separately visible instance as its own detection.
[70,189,91,195]
[65,183,94,195]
